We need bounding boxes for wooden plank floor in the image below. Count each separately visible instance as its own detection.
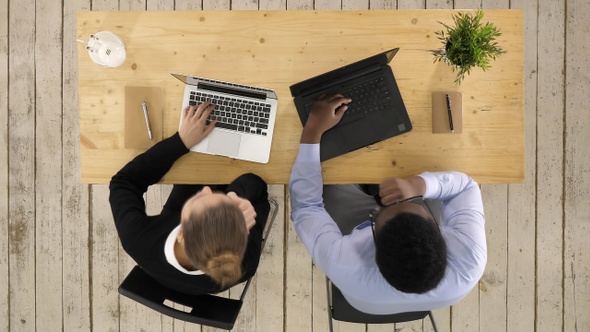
[1,0,589,331]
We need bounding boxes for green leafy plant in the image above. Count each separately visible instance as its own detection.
[433,10,506,84]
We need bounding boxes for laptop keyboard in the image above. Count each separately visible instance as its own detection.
[305,77,392,126]
[189,91,272,136]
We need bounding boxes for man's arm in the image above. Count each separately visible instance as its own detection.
[289,94,352,273]
[378,171,485,250]
[378,176,427,206]
[419,171,486,247]
[290,144,347,272]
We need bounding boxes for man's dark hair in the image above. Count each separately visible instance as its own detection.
[375,212,447,294]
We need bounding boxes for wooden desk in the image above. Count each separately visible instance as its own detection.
[78,10,524,184]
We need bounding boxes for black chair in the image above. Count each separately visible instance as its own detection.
[118,197,279,330]
[327,278,439,332]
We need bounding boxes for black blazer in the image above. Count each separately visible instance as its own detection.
[109,132,269,295]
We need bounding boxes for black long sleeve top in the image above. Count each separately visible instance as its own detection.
[109,133,269,294]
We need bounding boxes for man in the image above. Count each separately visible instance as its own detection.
[110,101,269,295]
[289,94,487,314]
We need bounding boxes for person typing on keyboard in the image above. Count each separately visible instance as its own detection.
[110,101,270,295]
[289,94,487,314]
[189,93,272,136]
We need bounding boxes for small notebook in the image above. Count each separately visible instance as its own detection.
[124,86,163,149]
[432,92,462,134]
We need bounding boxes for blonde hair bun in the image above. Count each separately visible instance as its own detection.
[182,201,248,288]
[206,252,242,287]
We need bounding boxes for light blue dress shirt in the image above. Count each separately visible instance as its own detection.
[289,144,487,314]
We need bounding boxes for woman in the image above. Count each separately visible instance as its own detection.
[109,101,269,294]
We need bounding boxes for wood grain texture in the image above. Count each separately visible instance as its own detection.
[252,185,286,332]
[174,0,202,10]
[426,18,463,332]
[35,0,64,330]
[505,0,537,330]
[204,0,230,10]
[287,0,312,10]
[77,9,525,185]
[312,265,331,332]
[90,185,121,332]
[479,184,508,332]
[285,189,313,332]
[116,7,171,330]
[397,0,424,9]
[8,0,36,330]
[147,0,174,10]
[369,0,396,10]
[88,3,121,332]
[536,0,566,330]
[260,0,286,10]
[316,0,341,10]
[0,0,7,329]
[478,0,511,331]
[117,10,168,332]
[120,0,146,10]
[564,0,590,330]
[63,0,92,330]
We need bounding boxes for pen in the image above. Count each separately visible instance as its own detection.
[445,93,454,133]
[142,100,153,140]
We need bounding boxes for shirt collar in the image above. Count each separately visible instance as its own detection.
[165,225,204,275]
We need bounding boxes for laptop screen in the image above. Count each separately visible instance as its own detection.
[289,48,399,97]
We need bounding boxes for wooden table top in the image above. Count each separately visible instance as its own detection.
[77,9,524,184]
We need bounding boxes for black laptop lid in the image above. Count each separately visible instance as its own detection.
[289,48,399,97]
[289,48,411,161]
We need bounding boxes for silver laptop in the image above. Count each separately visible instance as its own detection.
[172,74,278,164]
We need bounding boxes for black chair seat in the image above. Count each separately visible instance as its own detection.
[327,278,438,331]
[118,197,279,330]
[119,266,243,330]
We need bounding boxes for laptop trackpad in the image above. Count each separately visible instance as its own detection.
[207,131,241,157]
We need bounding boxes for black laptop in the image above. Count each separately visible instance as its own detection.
[289,48,412,161]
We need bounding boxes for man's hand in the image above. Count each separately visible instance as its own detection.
[227,192,257,232]
[301,94,352,144]
[378,176,427,206]
[179,101,217,149]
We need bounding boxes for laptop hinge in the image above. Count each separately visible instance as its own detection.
[198,81,268,100]
[300,65,381,97]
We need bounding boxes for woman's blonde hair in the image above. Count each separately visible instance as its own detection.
[182,201,248,288]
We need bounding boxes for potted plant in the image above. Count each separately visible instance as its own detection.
[432,10,505,84]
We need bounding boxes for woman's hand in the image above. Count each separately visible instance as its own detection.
[227,192,257,232]
[179,101,217,149]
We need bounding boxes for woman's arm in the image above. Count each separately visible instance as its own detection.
[226,173,270,281]
[110,102,217,240]
[109,133,189,238]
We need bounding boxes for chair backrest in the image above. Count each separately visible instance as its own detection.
[119,266,244,329]
[327,278,438,331]
[118,197,279,330]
